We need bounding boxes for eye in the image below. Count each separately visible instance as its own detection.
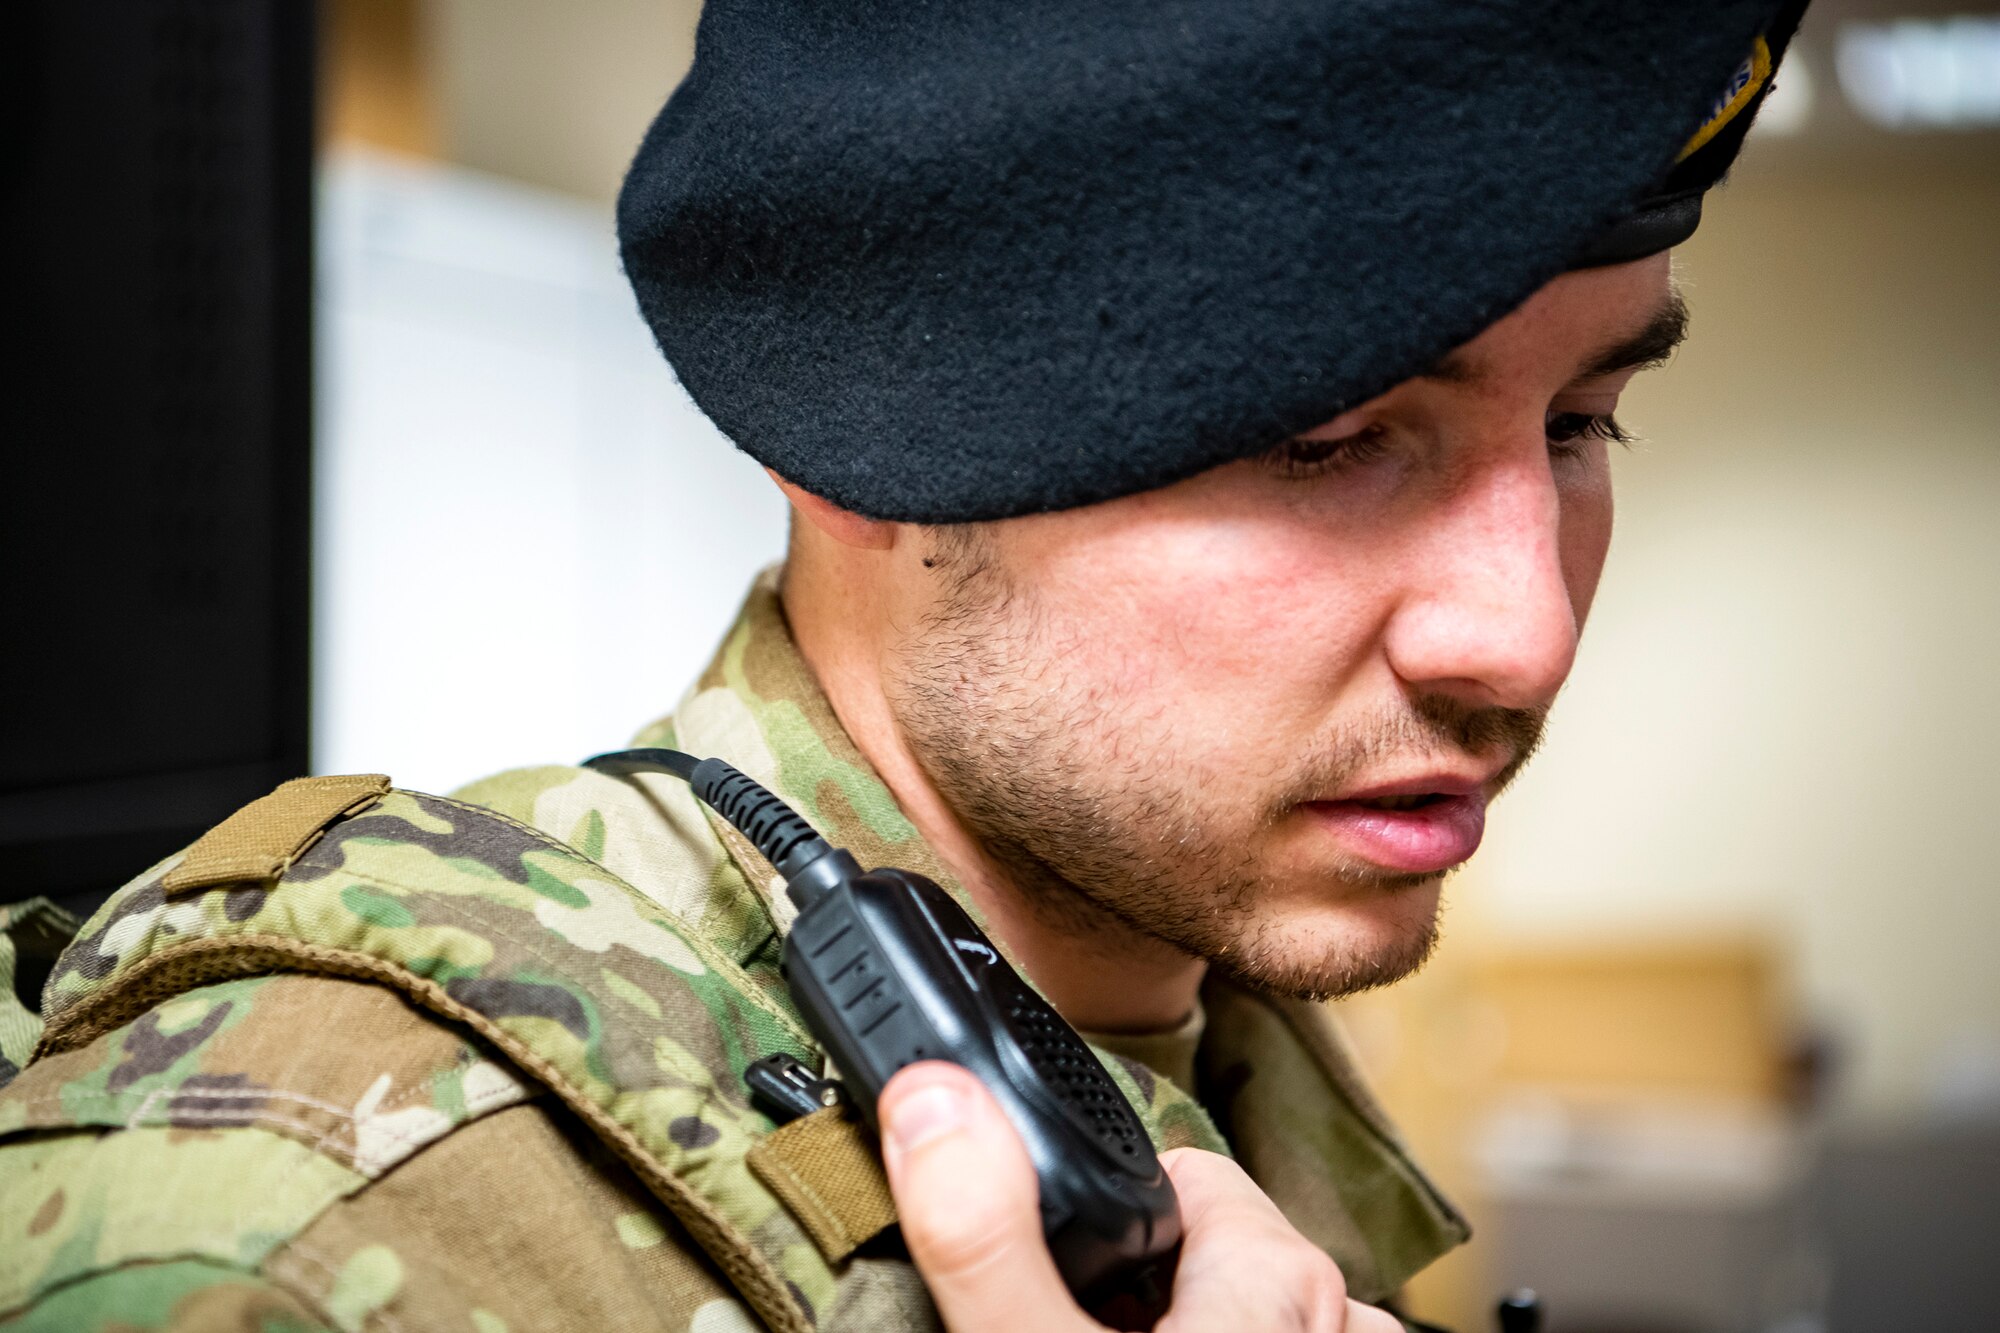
[1545,411,1633,456]
[1260,425,1392,479]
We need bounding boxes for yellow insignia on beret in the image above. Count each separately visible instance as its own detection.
[1677,35,1773,161]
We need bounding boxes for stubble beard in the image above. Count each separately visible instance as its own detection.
[889,528,1547,1003]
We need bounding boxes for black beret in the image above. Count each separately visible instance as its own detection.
[618,1,1807,522]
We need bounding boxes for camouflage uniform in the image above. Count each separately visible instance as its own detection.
[0,570,1467,1331]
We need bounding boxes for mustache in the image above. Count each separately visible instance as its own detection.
[1275,694,1549,807]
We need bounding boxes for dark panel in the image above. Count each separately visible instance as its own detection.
[1823,1123,2000,1333]
[0,0,313,918]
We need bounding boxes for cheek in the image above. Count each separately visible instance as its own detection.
[1015,501,1385,728]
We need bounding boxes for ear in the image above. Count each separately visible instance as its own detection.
[767,470,897,550]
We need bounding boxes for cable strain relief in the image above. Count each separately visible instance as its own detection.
[783,847,862,910]
[690,758,832,879]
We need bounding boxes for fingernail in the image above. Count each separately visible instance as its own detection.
[886,1082,968,1154]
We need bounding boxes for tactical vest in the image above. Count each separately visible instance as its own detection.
[1,777,1223,1332]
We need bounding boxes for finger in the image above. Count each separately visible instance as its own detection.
[880,1061,1098,1333]
[1342,1300,1407,1333]
[1161,1147,1295,1235]
[1158,1149,1351,1332]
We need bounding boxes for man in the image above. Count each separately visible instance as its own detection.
[749,239,1678,1333]
[0,3,1805,1330]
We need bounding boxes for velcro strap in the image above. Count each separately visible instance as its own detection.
[746,1107,897,1263]
[162,774,392,894]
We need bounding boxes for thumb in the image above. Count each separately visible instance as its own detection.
[880,1061,1097,1333]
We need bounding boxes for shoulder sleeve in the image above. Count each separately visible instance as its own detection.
[0,972,529,1324]
[0,1259,334,1332]
[1,968,759,1333]
[254,1099,753,1333]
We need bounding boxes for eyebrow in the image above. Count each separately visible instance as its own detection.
[1582,287,1690,378]
[1422,286,1690,387]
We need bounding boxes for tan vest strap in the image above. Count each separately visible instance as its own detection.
[746,1106,898,1263]
[162,774,393,894]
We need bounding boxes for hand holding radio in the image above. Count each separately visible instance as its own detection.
[881,1060,1405,1333]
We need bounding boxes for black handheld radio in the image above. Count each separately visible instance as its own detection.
[586,748,1182,1302]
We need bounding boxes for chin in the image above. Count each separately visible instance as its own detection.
[1210,876,1445,1001]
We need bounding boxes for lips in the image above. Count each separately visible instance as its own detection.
[1303,778,1493,875]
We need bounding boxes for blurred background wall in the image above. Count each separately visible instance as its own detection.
[316,0,783,792]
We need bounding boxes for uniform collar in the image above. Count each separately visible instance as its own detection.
[650,566,978,937]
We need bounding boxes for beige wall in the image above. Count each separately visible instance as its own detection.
[1463,156,2000,1119]
[429,0,698,201]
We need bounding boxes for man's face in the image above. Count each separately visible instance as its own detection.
[884,255,1683,1000]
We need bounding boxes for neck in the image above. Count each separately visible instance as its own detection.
[779,555,1205,1034]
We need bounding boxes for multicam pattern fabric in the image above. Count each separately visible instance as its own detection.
[0,567,1465,1331]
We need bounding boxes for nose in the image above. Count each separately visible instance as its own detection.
[1380,447,1581,711]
